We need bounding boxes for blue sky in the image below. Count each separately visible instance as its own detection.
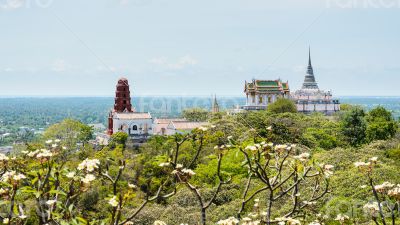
[0,0,399,96]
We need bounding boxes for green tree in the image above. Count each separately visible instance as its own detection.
[110,132,129,147]
[182,108,209,122]
[366,106,398,141]
[43,118,93,149]
[341,108,367,146]
[267,98,297,114]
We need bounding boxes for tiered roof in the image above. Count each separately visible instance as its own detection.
[244,79,290,94]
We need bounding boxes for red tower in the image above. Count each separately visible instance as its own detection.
[114,77,133,112]
[107,77,134,135]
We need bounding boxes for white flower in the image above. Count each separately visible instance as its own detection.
[46,199,57,205]
[388,185,400,199]
[1,171,16,182]
[108,196,119,207]
[242,217,252,222]
[3,218,9,224]
[153,220,167,225]
[354,161,371,168]
[13,173,26,181]
[217,217,239,225]
[198,126,208,131]
[0,153,9,161]
[51,144,58,148]
[78,158,100,172]
[54,139,61,143]
[302,201,317,205]
[363,202,379,212]
[374,182,394,193]
[323,164,335,178]
[175,164,183,169]
[245,145,258,153]
[27,150,40,157]
[335,214,349,222]
[369,157,378,162]
[81,174,96,184]
[286,218,301,225]
[128,183,137,189]
[360,185,367,189]
[275,144,288,151]
[36,149,53,159]
[66,172,76,178]
[45,140,53,144]
[324,164,335,170]
[293,153,310,162]
[19,214,27,219]
[0,188,7,194]
[159,162,170,167]
[182,168,196,176]
[308,222,321,225]
[227,135,233,140]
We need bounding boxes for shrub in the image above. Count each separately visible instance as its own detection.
[267,98,297,114]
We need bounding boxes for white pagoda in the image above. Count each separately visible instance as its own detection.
[292,48,340,115]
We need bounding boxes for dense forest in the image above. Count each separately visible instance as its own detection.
[0,99,399,225]
[1,97,400,147]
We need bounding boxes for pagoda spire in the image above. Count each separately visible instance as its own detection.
[307,46,314,76]
[302,46,319,89]
[212,94,220,113]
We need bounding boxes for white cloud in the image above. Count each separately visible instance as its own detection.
[0,0,25,10]
[148,57,167,66]
[149,55,198,70]
[52,59,69,72]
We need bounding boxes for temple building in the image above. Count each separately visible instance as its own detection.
[291,48,340,115]
[107,78,153,142]
[242,79,290,110]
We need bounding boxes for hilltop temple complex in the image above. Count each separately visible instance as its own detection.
[103,47,340,144]
[291,49,340,115]
[240,48,340,115]
[106,78,207,143]
[107,78,154,142]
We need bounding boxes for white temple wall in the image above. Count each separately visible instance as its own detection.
[296,103,339,113]
[113,118,154,135]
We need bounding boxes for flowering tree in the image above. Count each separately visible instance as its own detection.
[157,126,232,225]
[227,139,333,225]
[354,157,400,225]
[0,139,175,225]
